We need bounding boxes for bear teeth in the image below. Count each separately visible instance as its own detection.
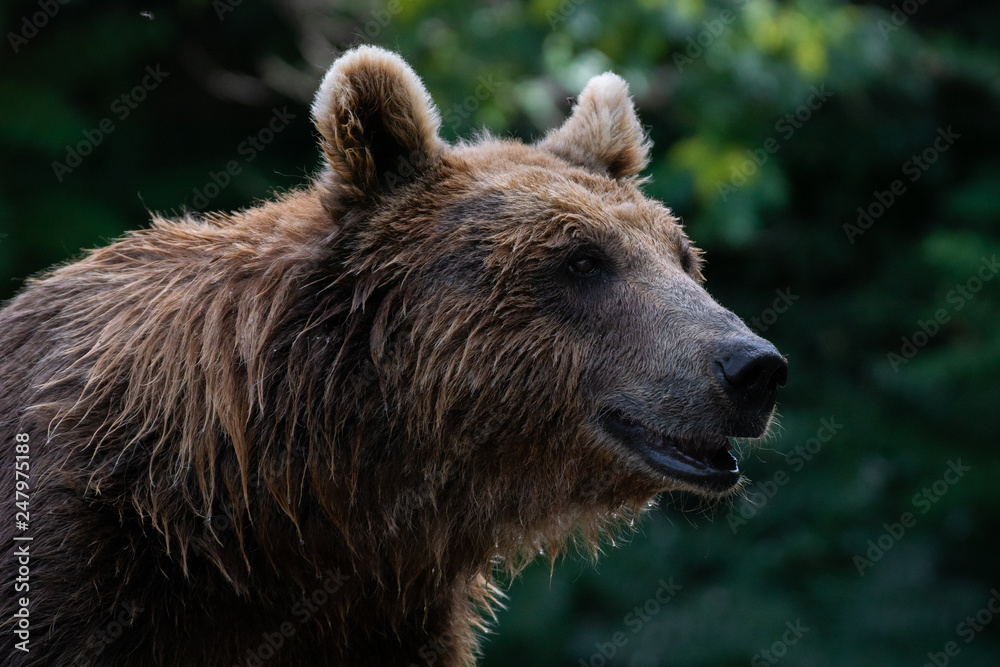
[599,410,739,479]
[644,430,728,466]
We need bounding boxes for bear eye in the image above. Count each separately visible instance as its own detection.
[680,248,693,274]
[568,255,601,278]
[679,238,699,276]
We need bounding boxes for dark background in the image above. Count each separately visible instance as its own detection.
[1,1,998,665]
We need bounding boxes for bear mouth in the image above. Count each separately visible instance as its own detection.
[599,410,740,492]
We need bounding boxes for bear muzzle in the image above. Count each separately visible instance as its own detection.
[597,334,787,493]
[599,410,742,492]
[712,334,788,429]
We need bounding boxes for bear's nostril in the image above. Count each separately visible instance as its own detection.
[714,337,788,408]
[722,354,787,392]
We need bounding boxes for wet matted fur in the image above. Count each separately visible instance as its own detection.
[0,46,785,666]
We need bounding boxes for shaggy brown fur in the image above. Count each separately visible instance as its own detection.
[0,47,785,666]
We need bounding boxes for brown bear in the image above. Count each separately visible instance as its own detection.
[0,46,786,666]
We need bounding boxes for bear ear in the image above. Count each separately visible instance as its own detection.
[311,46,447,205]
[537,73,651,179]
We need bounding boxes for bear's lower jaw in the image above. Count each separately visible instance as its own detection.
[599,410,741,493]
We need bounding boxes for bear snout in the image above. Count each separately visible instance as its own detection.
[712,335,788,431]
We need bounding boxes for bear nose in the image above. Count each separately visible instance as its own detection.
[713,336,788,411]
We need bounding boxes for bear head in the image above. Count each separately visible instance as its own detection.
[309,46,787,551]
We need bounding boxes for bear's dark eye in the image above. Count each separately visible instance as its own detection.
[568,255,601,278]
[679,238,699,275]
[680,248,693,274]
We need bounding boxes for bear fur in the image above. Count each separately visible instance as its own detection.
[0,47,785,666]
